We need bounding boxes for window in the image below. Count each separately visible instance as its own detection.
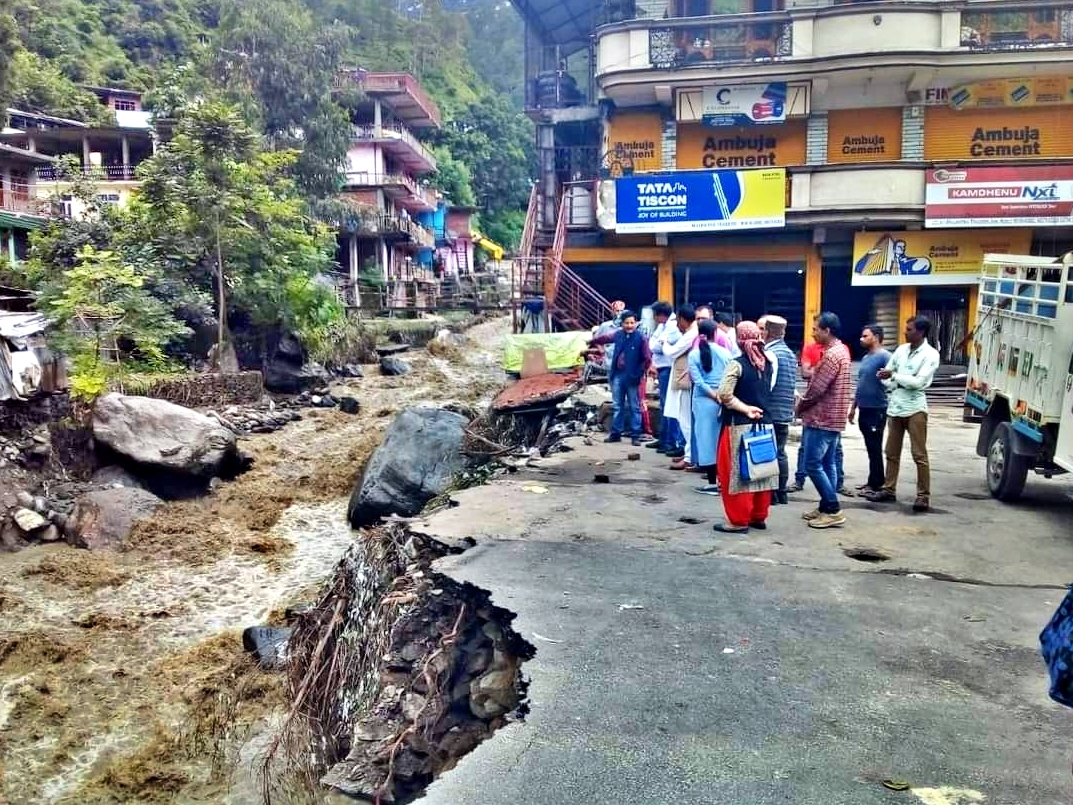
[114,99,138,111]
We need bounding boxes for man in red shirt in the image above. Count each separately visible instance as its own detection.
[795,312,853,529]
[792,337,851,494]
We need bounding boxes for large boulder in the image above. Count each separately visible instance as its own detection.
[92,393,241,478]
[66,487,164,550]
[262,331,329,393]
[348,407,470,528]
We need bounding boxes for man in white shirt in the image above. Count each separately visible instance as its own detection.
[661,304,698,467]
[864,315,941,512]
[647,301,682,454]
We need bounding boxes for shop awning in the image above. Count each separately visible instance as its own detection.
[0,210,47,231]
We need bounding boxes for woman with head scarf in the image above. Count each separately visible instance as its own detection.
[713,321,778,533]
[688,318,733,496]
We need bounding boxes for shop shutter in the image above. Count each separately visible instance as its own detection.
[924,106,1073,161]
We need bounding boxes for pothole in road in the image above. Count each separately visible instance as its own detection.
[678,516,705,525]
[954,492,992,501]
[843,547,891,563]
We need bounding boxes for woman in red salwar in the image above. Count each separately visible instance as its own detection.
[714,321,777,534]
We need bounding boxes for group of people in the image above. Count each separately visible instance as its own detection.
[587,301,942,533]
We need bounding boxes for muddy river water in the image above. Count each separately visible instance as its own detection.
[0,319,508,804]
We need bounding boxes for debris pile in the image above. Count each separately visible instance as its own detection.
[0,422,52,468]
[265,523,533,804]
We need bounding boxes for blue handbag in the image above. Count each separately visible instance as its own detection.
[738,423,779,482]
[1040,585,1073,708]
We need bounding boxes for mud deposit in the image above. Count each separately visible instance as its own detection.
[0,319,508,804]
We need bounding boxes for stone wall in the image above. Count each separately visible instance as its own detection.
[127,371,265,409]
[0,393,72,432]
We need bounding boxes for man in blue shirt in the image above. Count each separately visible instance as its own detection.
[848,323,891,494]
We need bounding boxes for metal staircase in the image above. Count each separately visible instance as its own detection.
[512,184,612,333]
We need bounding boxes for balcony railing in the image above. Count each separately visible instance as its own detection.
[648,13,792,69]
[352,124,437,170]
[37,164,138,181]
[378,215,436,248]
[0,184,49,217]
[961,4,1073,50]
[344,170,420,195]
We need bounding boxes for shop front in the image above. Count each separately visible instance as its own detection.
[851,228,1032,364]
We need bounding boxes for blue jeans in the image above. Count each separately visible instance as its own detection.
[610,374,642,438]
[802,426,842,513]
[796,433,844,488]
[656,367,682,449]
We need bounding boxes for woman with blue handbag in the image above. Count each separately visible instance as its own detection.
[714,321,779,534]
[688,319,734,496]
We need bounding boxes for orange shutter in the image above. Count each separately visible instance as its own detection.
[826,107,903,163]
[924,106,1073,161]
[675,120,807,170]
[606,112,664,174]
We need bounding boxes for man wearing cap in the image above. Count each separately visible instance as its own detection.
[761,314,797,504]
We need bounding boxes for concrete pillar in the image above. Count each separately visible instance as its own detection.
[348,232,361,306]
[121,136,130,177]
[902,105,925,161]
[26,136,35,153]
[81,137,91,170]
[6,230,16,264]
[898,286,918,330]
[374,99,383,136]
[660,118,677,171]
[966,283,979,353]
[538,123,557,231]
[806,112,828,165]
[804,245,822,343]
[657,254,674,302]
[1,168,11,205]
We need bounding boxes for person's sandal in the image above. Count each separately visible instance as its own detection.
[713,523,749,534]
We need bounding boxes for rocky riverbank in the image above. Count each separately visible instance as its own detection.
[0,317,511,804]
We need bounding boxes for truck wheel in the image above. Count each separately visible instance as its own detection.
[986,422,1030,502]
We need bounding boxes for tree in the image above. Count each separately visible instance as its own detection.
[37,245,188,400]
[210,0,355,199]
[7,51,116,123]
[0,4,16,112]
[120,100,343,355]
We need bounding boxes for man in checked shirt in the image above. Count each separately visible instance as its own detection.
[794,312,853,529]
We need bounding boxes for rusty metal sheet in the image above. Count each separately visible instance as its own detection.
[493,370,584,412]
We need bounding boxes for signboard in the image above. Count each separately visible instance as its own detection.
[928,77,1073,110]
[677,83,810,123]
[926,166,1073,228]
[826,107,903,163]
[697,83,788,126]
[852,229,1032,286]
[923,106,1073,161]
[676,121,806,170]
[613,169,786,234]
[606,111,663,174]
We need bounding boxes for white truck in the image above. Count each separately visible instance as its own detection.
[964,252,1073,501]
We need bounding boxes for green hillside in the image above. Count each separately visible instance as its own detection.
[0,0,532,246]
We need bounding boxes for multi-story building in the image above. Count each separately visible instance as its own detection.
[1,104,154,217]
[512,0,1073,361]
[334,71,447,307]
[0,143,54,265]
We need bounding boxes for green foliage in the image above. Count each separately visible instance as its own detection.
[37,245,188,401]
[8,51,115,123]
[0,4,16,110]
[122,99,344,344]
[429,145,476,208]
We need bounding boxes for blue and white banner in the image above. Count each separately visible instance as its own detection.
[701,83,788,126]
[613,169,786,234]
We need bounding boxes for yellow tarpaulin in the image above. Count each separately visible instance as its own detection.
[471,230,505,261]
[503,331,589,373]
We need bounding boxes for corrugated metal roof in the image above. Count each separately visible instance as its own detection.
[0,210,47,230]
[509,0,597,54]
[0,311,48,340]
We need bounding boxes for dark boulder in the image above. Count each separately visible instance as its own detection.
[379,357,412,377]
[66,487,164,550]
[347,407,470,528]
[263,359,330,394]
[242,626,293,671]
[338,397,360,415]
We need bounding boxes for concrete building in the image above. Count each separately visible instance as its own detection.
[0,143,54,265]
[512,0,1073,359]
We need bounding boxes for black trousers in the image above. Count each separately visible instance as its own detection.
[773,422,790,494]
[858,407,887,491]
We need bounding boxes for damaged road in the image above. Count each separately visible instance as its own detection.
[411,410,1073,805]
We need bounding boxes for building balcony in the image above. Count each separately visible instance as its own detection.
[366,214,436,249]
[594,1,1073,94]
[352,124,437,174]
[0,184,50,218]
[341,170,438,211]
[36,164,139,182]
